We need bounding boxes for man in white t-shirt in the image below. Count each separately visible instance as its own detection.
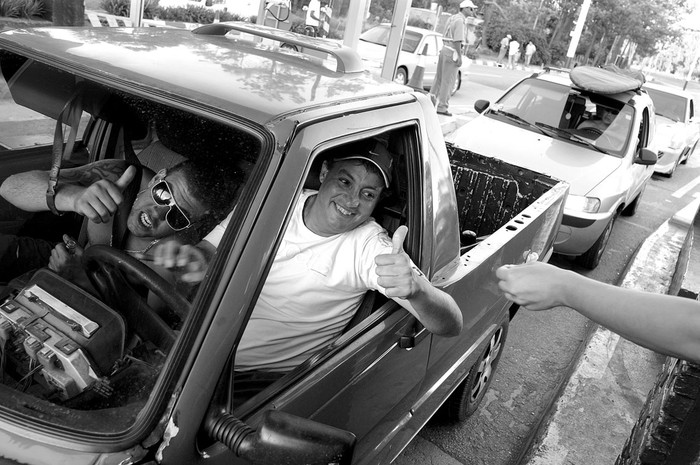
[154,139,462,374]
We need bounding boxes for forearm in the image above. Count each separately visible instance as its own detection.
[399,280,463,337]
[0,170,83,213]
[0,171,52,211]
[561,272,700,363]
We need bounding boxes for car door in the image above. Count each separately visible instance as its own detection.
[423,34,440,85]
[190,106,435,465]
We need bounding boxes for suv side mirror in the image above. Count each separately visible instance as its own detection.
[635,148,657,166]
[474,99,490,114]
[206,410,356,464]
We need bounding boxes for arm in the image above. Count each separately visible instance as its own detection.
[496,261,700,364]
[0,160,136,223]
[375,226,463,337]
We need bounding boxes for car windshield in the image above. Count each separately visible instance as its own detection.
[359,26,424,53]
[490,77,634,157]
[0,52,262,435]
[644,87,686,122]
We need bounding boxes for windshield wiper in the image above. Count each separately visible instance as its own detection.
[534,122,609,154]
[491,109,547,135]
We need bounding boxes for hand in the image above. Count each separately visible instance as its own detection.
[48,234,85,281]
[495,261,571,311]
[153,239,212,283]
[71,165,137,223]
[375,225,423,300]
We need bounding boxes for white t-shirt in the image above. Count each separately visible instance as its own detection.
[234,190,394,372]
[305,0,320,27]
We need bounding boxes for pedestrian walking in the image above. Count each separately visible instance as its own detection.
[497,34,510,66]
[525,41,536,66]
[507,37,520,70]
[429,0,477,117]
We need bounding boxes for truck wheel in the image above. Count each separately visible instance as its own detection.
[577,213,617,269]
[443,315,509,422]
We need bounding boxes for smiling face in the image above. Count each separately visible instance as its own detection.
[304,159,385,237]
[127,170,208,239]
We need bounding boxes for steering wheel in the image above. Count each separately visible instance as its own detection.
[84,245,191,351]
[579,126,603,137]
[578,126,617,149]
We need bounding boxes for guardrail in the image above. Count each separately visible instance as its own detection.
[85,10,200,29]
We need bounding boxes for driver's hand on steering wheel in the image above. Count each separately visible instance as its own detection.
[153,239,215,284]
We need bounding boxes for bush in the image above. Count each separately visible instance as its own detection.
[101,0,157,18]
[0,0,45,18]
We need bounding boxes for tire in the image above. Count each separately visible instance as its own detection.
[577,213,617,270]
[394,67,408,86]
[621,182,645,217]
[443,316,509,422]
[451,70,462,95]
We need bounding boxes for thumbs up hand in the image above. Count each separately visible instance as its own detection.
[70,165,137,223]
[375,225,424,300]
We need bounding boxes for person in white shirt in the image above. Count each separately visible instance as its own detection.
[154,139,462,375]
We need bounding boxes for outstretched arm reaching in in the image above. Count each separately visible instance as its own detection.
[496,261,700,364]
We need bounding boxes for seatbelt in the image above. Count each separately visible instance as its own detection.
[46,86,84,216]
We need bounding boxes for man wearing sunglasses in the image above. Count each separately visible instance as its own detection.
[0,157,238,291]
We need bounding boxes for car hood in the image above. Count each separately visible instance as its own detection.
[452,116,623,196]
[356,40,393,71]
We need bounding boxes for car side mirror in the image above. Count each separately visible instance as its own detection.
[206,410,356,464]
[474,99,490,114]
[635,148,657,166]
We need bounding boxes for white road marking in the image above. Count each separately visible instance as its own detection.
[672,175,700,198]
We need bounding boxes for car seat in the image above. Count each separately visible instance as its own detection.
[559,94,586,129]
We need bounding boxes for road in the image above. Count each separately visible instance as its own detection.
[395,63,700,465]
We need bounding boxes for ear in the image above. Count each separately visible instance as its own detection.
[319,161,330,184]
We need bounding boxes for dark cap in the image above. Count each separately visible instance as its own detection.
[333,140,394,188]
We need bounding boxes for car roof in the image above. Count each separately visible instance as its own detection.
[0,23,411,126]
[531,69,646,106]
[642,81,693,99]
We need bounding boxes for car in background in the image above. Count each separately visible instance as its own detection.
[643,82,700,176]
[450,66,657,269]
[356,24,466,94]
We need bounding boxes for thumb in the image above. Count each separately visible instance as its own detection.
[391,225,408,254]
[115,165,137,191]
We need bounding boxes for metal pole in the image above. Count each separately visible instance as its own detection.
[566,0,591,66]
[381,0,411,81]
[344,0,370,50]
[129,0,144,26]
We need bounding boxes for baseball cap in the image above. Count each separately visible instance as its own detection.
[460,0,476,8]
[333,140,393,188]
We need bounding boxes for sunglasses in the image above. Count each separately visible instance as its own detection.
[150,179,192,231]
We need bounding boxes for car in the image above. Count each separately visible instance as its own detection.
[356,24,466,94]
[451,66,658,269]
[643,81,700,176]
[0,22,567,465]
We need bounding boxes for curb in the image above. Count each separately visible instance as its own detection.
[523,197,700,464]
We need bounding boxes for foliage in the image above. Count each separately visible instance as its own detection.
[0,0,45,19]
[101,0,158,19]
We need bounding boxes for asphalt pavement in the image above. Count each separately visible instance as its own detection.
[405,58,685,465]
